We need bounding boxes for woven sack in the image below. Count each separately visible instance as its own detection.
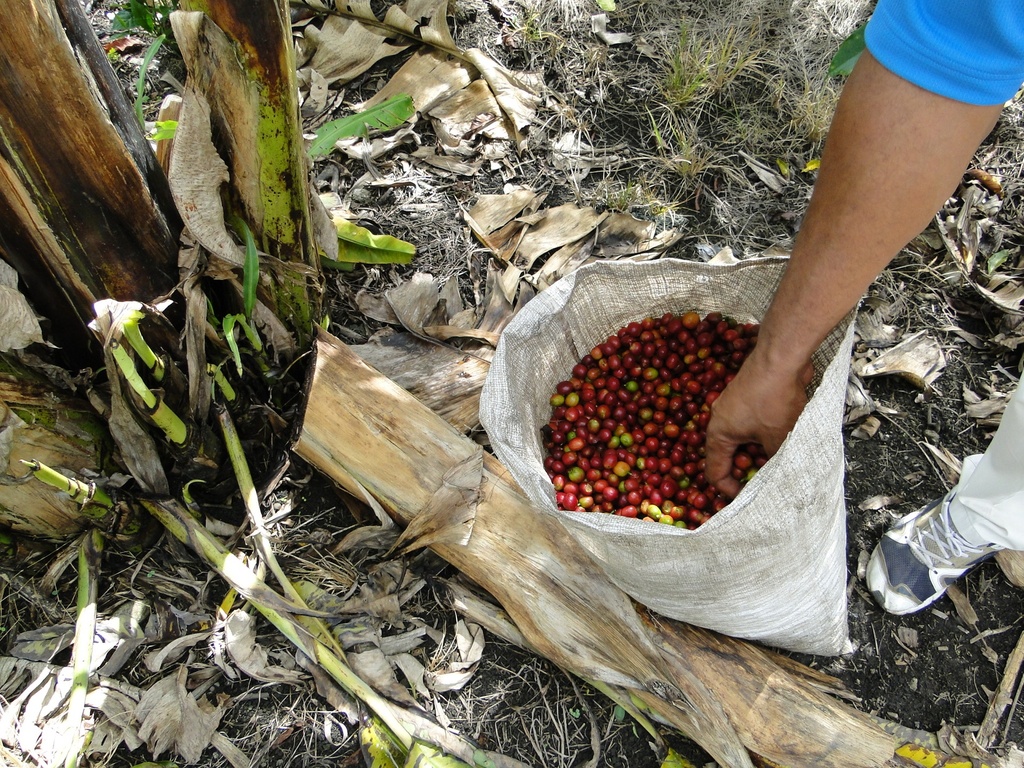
[479,256,854,655]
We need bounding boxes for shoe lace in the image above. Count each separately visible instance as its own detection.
[909,499,989,570]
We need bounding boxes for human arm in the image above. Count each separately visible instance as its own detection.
[704,51,1002,498]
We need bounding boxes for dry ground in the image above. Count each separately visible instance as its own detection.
[3,0,1024,766]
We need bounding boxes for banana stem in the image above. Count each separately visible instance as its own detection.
[22,460,114,511]
[64,529,104,768]
[121,310,165,382]
[110,341,188,445]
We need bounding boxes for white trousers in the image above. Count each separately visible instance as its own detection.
[949,381,1024,550]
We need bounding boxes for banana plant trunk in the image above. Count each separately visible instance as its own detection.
[173,0,323,343]
[0,0,182,366]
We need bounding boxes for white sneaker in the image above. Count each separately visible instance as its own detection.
[866,493,1002,615]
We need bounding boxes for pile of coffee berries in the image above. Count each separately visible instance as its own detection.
[542,311,767,528]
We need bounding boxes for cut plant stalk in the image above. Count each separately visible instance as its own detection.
[64,528,104,768]
[21,459,113,509]
[138,496,527,768]
[21,460,113,519]
[110,341,188,445]
[20,460,157,547]
[208,363,237,402]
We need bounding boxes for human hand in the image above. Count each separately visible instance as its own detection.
[704,347,814,498]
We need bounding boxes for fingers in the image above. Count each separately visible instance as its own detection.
[704,415,742,498]
[704,354,812,499]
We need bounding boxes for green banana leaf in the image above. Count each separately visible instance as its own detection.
[324,219,416,270]
[309,94,415,158]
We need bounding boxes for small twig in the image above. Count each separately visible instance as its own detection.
[976,626,1024,748]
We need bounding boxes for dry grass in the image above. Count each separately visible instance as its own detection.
[495,0,872,248]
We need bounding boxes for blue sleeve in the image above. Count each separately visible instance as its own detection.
[865,0,1024,105]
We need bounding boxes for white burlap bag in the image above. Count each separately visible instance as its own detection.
[479,257,854,655]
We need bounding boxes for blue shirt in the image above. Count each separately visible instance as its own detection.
[866,0,1024,105]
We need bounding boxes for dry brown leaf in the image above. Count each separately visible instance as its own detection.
[855,310,901,347]
[857,494,902,511]
[422,325,500,345]
[463,48,541,150]
[467,188,543,234]
[86,684,145,756]
[304,12,409,86]
[851,415,881,440]
[349,648,421,707]
[165,76,243,271]
[0,261,43,351]
[309,185,339,261]
[740,151,786,193]
[513,204,607,271]
[426,620,485,693]
[332,525,401,555]
[410,147,484,176]
[142,632,210,673]
[478,218,530,263]
[529,232,596,290]
[497,263,524,304]
[363,48,472,113]
[477,259,517,335]
[332,125,418,162]
[860,331,946,389]
[920,441,963,486]
[429,79,510,146]
[223,610,306,685]
[963,384,1009,425]
[135,667,227,762]
[943,324,988,349]
[974,272,1024,313]
[356,288,401,324]
[594,211,667,258]
[845,375,876,424]
[180,275,212,423]
[385,272,450,335]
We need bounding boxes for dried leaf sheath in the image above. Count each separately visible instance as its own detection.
[294,330,896,768]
